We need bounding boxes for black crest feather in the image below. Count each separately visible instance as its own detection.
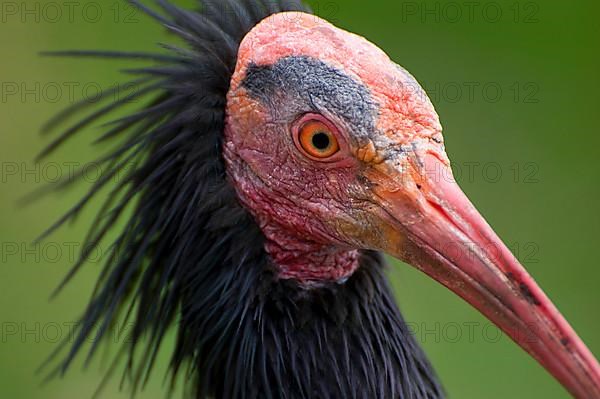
[40,0,444,397]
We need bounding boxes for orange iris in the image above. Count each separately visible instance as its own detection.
[298,120,339,159]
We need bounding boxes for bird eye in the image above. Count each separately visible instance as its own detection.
[297,119,340,159]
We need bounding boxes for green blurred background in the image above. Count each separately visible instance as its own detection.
[1,0,599,398]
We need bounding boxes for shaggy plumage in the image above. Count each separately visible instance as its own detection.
[40,1,443,397]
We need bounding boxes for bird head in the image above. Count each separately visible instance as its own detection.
[224,12,600,399]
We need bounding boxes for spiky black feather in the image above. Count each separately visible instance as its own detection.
[41,0,444,397]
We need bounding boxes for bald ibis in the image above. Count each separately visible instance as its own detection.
[40,0,600,398]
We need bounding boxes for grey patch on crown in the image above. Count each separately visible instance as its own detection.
[241,56,378,146]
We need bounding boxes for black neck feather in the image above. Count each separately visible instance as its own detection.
[39,0,443,397]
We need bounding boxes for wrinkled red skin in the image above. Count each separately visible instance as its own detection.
[223,12,441,284]
[223,104,362,282]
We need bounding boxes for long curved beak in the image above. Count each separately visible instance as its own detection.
[370,147,600,398]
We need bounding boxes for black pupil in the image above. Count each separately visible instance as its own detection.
[311,132,330,150]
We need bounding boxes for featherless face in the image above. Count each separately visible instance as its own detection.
[225,12,444,282]
[224,12,600,398]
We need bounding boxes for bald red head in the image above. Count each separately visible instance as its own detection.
[223,12,600,398]
[229,12,442,144]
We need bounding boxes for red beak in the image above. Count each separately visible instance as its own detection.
[372,148,600,398]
